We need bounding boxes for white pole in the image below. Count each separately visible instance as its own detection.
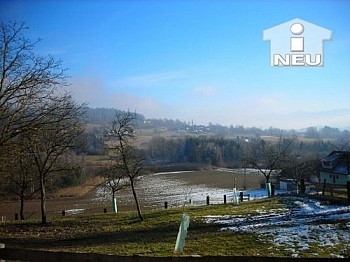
[174,213,190,252]
[232,188,239,205]
[112,197,118,213]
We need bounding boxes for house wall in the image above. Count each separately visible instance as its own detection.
[319,171,349,185]
[279,180,297,191]
[280,181,288,190]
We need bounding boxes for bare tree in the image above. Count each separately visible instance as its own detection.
[102,160,130,213]
[331,136,350,151]
[107,111,145,221]
[245,134,294,187]
[23,94,85,224]
[0,21,67,148]
[0,22,86,223]
[281,153,310,193]
[0,140,39,220]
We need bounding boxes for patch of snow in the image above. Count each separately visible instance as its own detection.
[153,171,194,176]
[95,172,235,208]
[204,197,350,258]
[65,208,85,215]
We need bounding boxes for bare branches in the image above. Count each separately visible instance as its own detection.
[106,110,144,221]
[245,135,294,183]
[0,21,68,147]
[0,21,85,223]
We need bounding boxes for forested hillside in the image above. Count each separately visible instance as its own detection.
[83,108,350,160]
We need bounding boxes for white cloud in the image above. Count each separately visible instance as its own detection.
[67,76,350,130]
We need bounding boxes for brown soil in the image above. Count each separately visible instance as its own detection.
[0,169,264,222]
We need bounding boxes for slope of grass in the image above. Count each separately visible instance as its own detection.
[3,197,347,258]
[0,198,282,257]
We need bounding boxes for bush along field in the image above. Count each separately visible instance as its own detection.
[0,196,349,258]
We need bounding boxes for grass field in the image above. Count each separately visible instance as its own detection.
[0,198,283,257]
[1,169,349,258]
[1,196,349,258]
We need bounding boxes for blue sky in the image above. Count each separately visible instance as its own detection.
[1,0,349,129]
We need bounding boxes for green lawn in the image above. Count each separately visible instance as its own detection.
[0,199,279,256]
[1,197,348,258]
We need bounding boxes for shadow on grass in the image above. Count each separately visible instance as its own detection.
[0,215,223,251]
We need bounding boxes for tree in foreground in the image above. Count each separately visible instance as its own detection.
[0,140,39,220]
[0,21,67,148]
[0,21,85,223]
[25,94,85,224]
[106,111,145,221]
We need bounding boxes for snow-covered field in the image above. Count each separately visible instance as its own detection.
[95,171,236,208]
[94,170,350,257]
[204,197,350,258]
[95,170,277,208]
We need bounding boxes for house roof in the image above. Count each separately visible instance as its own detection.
[320,151,350,175]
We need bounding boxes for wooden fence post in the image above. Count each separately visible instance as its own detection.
[239,192,244,202]
[322,179,326,196]
[300,179,305,194]
[347,181,350,203]
[0,243,5,262]
[206,196,210,205]
[223,195,226,204]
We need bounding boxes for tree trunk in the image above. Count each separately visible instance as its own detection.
[265,175,270,183]
[130,179,143,221]
[20,194,25,220]
[40,175,47,224]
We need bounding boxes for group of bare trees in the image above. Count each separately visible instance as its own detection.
[243,135,323,195]
[0,21,85,223]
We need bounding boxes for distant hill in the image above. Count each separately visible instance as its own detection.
[85,107,350,140]
[84,107,145,124]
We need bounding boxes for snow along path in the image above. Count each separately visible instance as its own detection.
[204,197,350,258]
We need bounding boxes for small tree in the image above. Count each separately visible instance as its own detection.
[245,134,294,195]
[0,141,39,220]
[106,111,145,221]
[103,161,130,213]
[24,94,85,224]
[281,154,310,193]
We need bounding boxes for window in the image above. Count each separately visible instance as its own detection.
[323,161,332,168]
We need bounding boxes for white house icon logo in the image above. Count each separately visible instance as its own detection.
[263,18,332,67]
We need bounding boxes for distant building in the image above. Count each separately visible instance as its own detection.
[279,178,297,191]
[319,151,350,185]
